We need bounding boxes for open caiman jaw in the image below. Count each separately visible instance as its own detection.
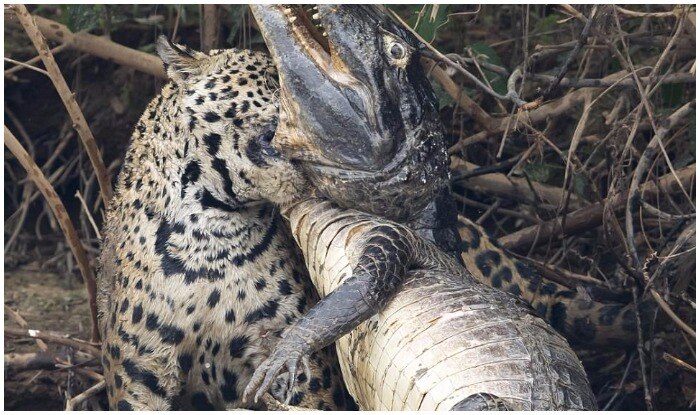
[251,5,449,222]
[250,5,382,171]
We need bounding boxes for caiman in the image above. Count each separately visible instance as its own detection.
[243,4,598,410]
[247,4,646,351]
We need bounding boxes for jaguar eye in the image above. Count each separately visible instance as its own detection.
[389,42,406,60]
[257,128,280,158]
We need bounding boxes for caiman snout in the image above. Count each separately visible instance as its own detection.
[250,5,386,171]
[252,5,450,222]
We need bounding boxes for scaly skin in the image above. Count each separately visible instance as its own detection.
[252,4,646,349]
[244,199,597,410]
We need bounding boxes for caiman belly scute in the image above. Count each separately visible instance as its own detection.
[338,271,590,410]
[286,199,596,411]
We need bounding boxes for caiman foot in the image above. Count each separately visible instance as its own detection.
[451,393,511,411]
[242,337,312,404]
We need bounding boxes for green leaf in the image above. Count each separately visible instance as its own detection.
[430,79,454,110]
[532,14,559,45]
[572,173,589,200]
[469,42,507,95]
[413,5,450,43]
[524,162,564,184]
[661,83,684,107]
[64,4,104,32]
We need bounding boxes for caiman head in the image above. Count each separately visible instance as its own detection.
[250,5,450,223]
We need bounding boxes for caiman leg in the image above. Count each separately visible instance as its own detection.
[243,220,416,404]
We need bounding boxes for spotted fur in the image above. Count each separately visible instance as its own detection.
[97,38,352,410]
[457,216,644,347]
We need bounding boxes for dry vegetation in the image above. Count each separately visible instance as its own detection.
[4,4,696,410]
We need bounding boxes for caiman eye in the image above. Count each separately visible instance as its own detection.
[382,33,411,67]
[388,42,406,60]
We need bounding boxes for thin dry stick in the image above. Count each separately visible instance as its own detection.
[602,352,637,410]
[447,56,661,155]
[4,327,100,356]
[4,305,49,352]
[388,8,528,108]
[65,380,106,411]
[625,100,695,268]
[613,7,692,203]
[3,57,49,76]
[529,72,695,89]
[616,5,682,19]
[5,184,32,254]
[632,287,653,410]
[541,5,598,99]
[5,126,100,343]
[451,157,585,209]
[421,59,498,132]
[4,42,69,76]
[563,91,593,185]
[75,190,101,239]
[12,4,113,204]
[661,352,696,373]
[499,164,696,251]
[171,5,183,42]
[25,14,165,78]
[649,289,696,338]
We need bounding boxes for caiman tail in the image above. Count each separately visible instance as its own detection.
[279,198,596,410]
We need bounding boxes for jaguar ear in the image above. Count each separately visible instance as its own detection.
[156,35,204,82]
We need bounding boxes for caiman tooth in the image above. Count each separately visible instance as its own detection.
[312,5,318,10]
[283,7,292,15]
[322,31,327,37]
[289,16,297,23]
[312,13,320,20]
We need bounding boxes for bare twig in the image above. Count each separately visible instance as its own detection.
[447,58,660,155]
[9,13,166,78]
[4,305,48,352]
[632,287,653,410]
[3,57,49,76]
[4,42,69,77]
[421,58,498,132]
[75,190,101,239]
[615,5,683,19]
[649,289,696,338]
[451,157,585,209]
[602,351,637,410]
[4,327,100,356]
[5,352,56,374]
[12,4,113,205]
[4,126,100,342]
[453,193,536,223]
[389,8,529,108]
[65,380,106,411]
[527,72,695,89]
[625,100,695,268]
[542,5,598,99]
[661,352,696,373]
[499,164,695,251]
